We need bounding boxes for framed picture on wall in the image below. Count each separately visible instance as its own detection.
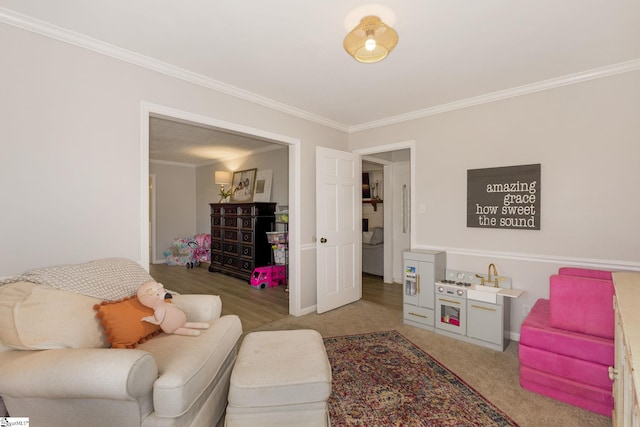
[362,172,371,199]
[252,169,273,202]
[230,168,257,203]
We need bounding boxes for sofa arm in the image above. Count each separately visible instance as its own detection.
[171,294,221,322]
[549,274,614,339]
[0,348,157,400]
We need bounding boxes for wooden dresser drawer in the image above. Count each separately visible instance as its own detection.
[223,243,238,254]
[224,229,238,241]
[224,217,238,228]
[239,259,254,273]
[240,217,254,229]
[240,231,253,244]
[211,252,223,265]
[240,245,253,259]
[222,256,238,268]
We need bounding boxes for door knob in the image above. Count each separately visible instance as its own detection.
[320,238,327,243]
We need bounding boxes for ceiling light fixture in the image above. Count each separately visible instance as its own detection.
[343,15,398,63]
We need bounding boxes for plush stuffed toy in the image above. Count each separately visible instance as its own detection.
[137,281,209,336]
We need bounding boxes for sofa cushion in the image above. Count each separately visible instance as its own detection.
[369,227,383,245]
[558,267,613,281]
[519,344,612,390]
[137,314,242,418]
[520,299,613,366]
[94,297,161,349]
[0,282,105,350]
[520,365,613,417]
[549,274,614,339]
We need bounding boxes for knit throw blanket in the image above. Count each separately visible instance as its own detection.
[0,258,154,301]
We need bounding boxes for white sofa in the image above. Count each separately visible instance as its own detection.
[0,258,242,427]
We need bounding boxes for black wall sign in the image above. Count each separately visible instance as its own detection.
[467,164,541,230]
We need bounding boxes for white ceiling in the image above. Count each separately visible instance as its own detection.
[149,117,286,166]
[2,1,639,164]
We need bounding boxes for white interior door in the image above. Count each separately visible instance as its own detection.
[316,146,362,313]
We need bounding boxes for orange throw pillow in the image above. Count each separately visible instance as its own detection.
[94,296,161,349]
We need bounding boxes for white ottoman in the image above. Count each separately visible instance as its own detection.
[225,329,332,427]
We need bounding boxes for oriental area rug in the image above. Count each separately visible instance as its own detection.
[324,330,519,427]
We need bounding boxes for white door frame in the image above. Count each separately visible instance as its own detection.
[355,140,416,269]
[139,101,303,316]
[149,174,157,264]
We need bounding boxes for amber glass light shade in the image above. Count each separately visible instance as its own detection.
[343,16,399,63]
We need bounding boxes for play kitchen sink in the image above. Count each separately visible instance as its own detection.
[433,264,524,351]
[467,287,501,303]
[473,286,501,292]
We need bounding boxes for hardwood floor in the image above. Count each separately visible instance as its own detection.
[149,263,402,333]
[362,273,403,310]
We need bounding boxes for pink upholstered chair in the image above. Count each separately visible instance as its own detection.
[519,267,614,417]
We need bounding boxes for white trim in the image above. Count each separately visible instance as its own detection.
[300,242,317,251]
[350,59,640,132]
[2,7,639,134]
[382,163,393,284]
[140,105,151,270]
[354,140,416,250]
[149,174,157,264]
[298,305,318,316]
[0,7,347,133]
[355,141,416,284]
[288,140,302,316]
[139,101,303,315]
[414,244,640,272]
[150,159,196,168]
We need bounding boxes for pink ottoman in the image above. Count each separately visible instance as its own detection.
[519,299,613,416]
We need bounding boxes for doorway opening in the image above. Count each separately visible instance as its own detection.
[355,142,414,286]
[140,102,303,316]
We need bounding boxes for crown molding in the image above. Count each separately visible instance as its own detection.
[0,7,349,133]
[149,159,195,168]
[350,58,640,132]
[3,7,639,135]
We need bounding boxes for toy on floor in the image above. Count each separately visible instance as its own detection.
[250,265,287,289]
[137,281,210,336]
[163,234,211,268]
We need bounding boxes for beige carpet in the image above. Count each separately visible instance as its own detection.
[251,299,611,427]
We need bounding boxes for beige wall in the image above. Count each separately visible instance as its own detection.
[149,162,197,262]
[2,21,638,330]
[349,70,640,335]
[0,22,348,296]
[350,71,640,262]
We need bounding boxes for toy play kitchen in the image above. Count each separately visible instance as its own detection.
[403,250,524,351]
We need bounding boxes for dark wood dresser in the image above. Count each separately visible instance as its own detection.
[208,202,276,281]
